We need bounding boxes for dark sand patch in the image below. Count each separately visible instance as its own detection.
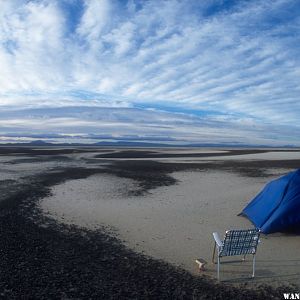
[0,146,96,156]
[94,148,300,159]
[95,149,267,159]
[96,159,300,196]
[3,156,72,164]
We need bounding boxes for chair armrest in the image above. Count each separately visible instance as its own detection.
[213,232,223,247]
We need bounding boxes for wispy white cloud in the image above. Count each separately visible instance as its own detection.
[0,0,299,144]
[0,106,298,146]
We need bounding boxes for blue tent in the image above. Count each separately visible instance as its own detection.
[241,169,300,234]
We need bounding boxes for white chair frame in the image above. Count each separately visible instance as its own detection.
[212,228,260,280]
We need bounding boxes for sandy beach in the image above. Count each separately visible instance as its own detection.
[40,149,300,287]
[1,146,300,299]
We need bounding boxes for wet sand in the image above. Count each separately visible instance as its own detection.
[1,146,300,299]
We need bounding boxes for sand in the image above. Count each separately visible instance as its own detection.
[38,149,300,288]
[1,146,300,298]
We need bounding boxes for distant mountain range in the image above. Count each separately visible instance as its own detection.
[0,140,297,148]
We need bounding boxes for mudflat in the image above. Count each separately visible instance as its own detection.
[0,146,299,299]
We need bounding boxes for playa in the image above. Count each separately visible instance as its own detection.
[0,146,300,298]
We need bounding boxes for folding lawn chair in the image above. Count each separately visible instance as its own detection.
[212,228,260,280]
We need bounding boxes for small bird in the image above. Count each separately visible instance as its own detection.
[195,258,207,271]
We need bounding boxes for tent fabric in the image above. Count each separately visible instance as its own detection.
[241,169,300,234]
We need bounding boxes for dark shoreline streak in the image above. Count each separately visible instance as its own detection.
[95,149,268,159]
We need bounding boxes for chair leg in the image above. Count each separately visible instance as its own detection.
[212,242,216,264]
[252,254,256,278]
[217,256,220,280]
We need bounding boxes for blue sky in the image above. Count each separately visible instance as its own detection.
[0,0,300,145]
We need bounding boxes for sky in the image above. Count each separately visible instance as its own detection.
[0,0,300,146]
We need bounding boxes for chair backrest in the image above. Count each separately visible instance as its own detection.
[219,228,260,257]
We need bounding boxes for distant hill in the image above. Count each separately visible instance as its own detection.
[0,140,298,148]
[28,140,50,146]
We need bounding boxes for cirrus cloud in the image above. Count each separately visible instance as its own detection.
[0,0,300,145]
